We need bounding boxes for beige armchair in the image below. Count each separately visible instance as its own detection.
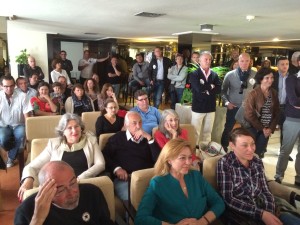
[81,111,101,135]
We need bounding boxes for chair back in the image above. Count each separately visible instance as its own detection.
[202,155,222,190]
[25,116,61,152]
[130,168,155,210]
[152,124,196,150]
[81,111,101,135]
[23,176,115,221]
[99,133,115,151]
[31,138,49,161]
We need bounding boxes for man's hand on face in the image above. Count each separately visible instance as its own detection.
[133,129,152,142]
[31,179,57,225]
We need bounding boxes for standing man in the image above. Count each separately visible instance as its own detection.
[224,49,239,68]
[78,50,109,84]
[272,57,293,161]
[186,52,200,85]
[131,89,161,135]
[0,76,32,167]
[275,66,300,186]
[220,53,256,152]
[288,51,300,75]
[23,56,44,81]
[190,51,221,146]
[16,77,37,101]
[106,56,122,98]
[129,53,150,93]
[148,47,172,108]
[60,50,73,83]
[28,73,40,90]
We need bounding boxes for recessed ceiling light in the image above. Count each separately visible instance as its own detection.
[200,24,213,32]
[246,15,255,21]
[273,38,279,42]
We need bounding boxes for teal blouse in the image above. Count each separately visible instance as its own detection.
[135,170,225,225]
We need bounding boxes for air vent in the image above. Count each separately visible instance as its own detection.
[84,32,98,35]
[134,12,165,18]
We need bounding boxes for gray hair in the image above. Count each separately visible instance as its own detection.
[158,109,181,137]
[124,111,141,126]
[55,113,85,137]
[38,161,74,185]
[291,51,300,64]
[200,51,212,59]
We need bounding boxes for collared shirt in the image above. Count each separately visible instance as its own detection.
[15,87,37,102]
[156,58,164,80]
[130,106,161,135]
[278,72,288,104]
[0,90,33,127]
[126,129,144,144]
[200,66,211,81]
[217,152,275,220]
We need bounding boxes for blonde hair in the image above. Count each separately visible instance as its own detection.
[154,138,193,177]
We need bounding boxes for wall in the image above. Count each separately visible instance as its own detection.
[7,21,49,81]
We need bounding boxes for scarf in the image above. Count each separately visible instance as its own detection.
[72,93,93,112]
[61,134,87,152]
[237,67,250,82]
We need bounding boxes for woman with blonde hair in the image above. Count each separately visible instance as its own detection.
[135,138,225,225]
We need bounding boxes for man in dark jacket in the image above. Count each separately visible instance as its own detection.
[190,51,221,147]
[148,47,172,108]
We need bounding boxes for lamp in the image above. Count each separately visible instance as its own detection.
[200,24,213,32]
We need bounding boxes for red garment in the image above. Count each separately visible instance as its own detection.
[154,128,199,161]
[30,96,52,112]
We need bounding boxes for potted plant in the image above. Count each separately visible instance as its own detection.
[15,49,30,76]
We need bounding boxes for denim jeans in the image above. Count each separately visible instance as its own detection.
[153,80,165,108]
[221,107,239,150]
[129,79,151,95]
[0,125,25,160]
[247,126,269,158]
[114,178,129,201]
[279,212,300,225]
[112,84,121,98]
[170,88,184,109]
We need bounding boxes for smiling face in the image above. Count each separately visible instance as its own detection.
[164,114,179,131]
[38,85,49,96]
[169,147,192,175]
[230,135,256,167]
[260,73,274,88]
[63,120,82,145]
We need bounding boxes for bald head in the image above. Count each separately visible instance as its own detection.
[28,56,36,68]
[38,161,74,185]
[238,53,250,71]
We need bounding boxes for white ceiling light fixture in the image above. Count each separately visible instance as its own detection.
[246,15,255,22]
[200,24,213,32]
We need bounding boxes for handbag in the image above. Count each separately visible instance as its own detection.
[235,105,251,128]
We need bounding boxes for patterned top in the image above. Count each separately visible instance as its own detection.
[217,152,275,220]
[260,94,272,127]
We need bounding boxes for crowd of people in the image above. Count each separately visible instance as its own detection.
[0,47,300,225]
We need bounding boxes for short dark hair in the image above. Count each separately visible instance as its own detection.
[254,67,274,84]
[52,82,62,88]
[37,81,50,91]
[51,58,62,69]
[60,50,66,54]
[0,75,15,85]
[229,127,255,145]
[134,89,148,99]
[276,56,288,64]
[16,77,26,84]
[29,72,39,78]
[72,83,84,93]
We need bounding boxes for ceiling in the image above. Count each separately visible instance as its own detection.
[1,0,300,47]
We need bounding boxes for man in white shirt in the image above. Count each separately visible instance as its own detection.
[78,50,110,84]
[0,76,32,167]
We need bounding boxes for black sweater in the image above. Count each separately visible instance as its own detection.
[102,131,160,175]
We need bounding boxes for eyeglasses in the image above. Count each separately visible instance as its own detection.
[137,97,148,102]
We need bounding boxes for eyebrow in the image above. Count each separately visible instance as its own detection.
[56,176,76,189]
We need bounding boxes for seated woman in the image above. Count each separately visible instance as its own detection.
[17,113,105,200]
[154,109,188,148]
[65,83,95,116]
[95,99,124,137]
[98,83,118,111]
[135,138,225,225]
[84,78,100,111]
[30,81,58,116]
